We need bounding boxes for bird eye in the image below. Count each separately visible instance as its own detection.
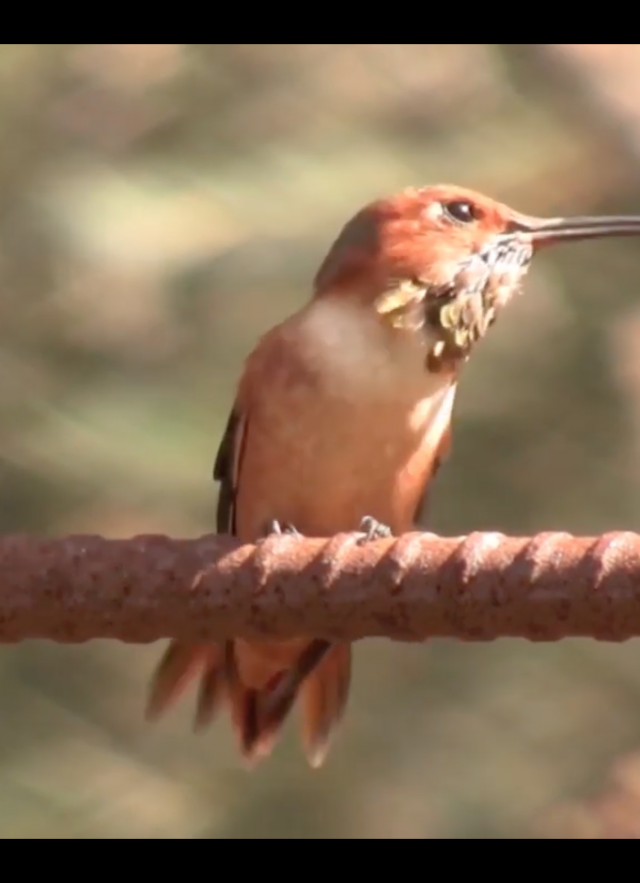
[443,200,480,224]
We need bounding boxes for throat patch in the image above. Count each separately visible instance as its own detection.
[426,236,533,357]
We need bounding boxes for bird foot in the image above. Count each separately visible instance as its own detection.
[356,516,392,545]
[262,519,302,538]
[262,517,391,545]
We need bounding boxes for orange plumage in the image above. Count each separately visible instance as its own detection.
[146,184,640,767]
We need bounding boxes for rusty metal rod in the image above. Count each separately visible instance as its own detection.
[1,530,640,644]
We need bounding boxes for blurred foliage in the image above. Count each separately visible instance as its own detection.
[3,44,640,838]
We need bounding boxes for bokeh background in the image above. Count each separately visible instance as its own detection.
[3,44,640,838]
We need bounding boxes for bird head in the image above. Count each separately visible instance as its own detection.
[313,184,640,371]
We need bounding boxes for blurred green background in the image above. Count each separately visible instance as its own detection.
[3,44,640,838]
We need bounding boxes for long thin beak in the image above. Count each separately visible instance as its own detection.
[513,212,640,247]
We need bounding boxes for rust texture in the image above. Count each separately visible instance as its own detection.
[1,530,640,644]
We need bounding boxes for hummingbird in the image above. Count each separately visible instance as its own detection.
[146,184,640,768]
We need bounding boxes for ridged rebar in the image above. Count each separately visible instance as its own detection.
[1,530,640,644]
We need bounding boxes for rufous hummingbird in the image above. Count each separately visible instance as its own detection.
[146,184,640,768]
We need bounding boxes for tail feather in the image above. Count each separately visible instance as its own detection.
[229,685,279,767]
[146,641,224,723]
[224,642,267,764]
[193,647,228,732]
[147,638,352,768]
[300,643,351,768]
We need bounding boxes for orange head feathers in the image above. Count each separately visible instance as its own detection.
[314,184,640,370]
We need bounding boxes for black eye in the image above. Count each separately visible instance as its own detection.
[443,200,480,224]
